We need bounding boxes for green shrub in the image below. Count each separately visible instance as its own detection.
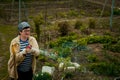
[96,9,101,14]
[49,35,77,48]
[103,43,120,53]
[57,57,73,67]
[103,51,120,64]
[99,35,116,43]
[34,72,52,80]
[77,38,87,46]
[87,35,101,44]
[87,54,98,63]
[49,40,58,48]
[38,54,48,62]
[33,13,44,41]
[87,35,116,44]
[67,9,79,17]
[88,18,96,29]
[103,38,120,52]
[57,57,71,63]
[58,21,70,36]
[74,20,83,29]
[89,62,120,76]
[80,10,85,15]
[69,32,78,36]
[44,62,56,67]
[58,12,67,18]
[76,35,117,46]
[55,47,72,58]
[114,8,120,15]
[80,25,90,34]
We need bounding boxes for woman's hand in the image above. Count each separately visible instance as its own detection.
[26,45,32,53]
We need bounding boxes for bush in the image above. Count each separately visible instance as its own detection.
[103,43,120,53]
[57,47,72,58]
[88,18,96,29]
[67,9,79,17]
[103,38,120,52]
[58,21,70,36]
[114,8,120,15]
[58,12,67,18]
[34,72,52,80]
[77,38,87,46]
[89,62,120,76]
[33,13,44,41]
[99,35,116,43]
[87,54,98,63]
[74,20,83,29]
[87,35,116,44]
[49,35,77,48]
[80,25,90,35]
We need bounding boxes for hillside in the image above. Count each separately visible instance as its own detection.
[0,0,115,23]
[0,0,120,80]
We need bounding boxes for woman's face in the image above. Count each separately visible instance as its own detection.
[20,28,30,38]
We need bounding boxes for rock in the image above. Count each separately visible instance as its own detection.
[64,66,75,72]
[71,62,80,69]
[58,62,64,71]
[42,66,55,76]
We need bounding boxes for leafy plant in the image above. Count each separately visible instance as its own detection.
[114,7,120,15]
[103,51,120,64]
[57,57,73,67]
[74,20,83,29]
[77,38,87,46]
[103,38,120,52]
[103,43,120,53]
[34,72,52,80]
[57,12,67,18]
[33,13,44,41]
[67,9,79,17]
[58,21,70,36]
[63,72,74,79]
[80,25,90,35]
[49,35,77,48]
[89,62,120,76]
[87,54,98,63]
[38,54,48,62]
[88,18,96,29]
[55,47,72,58]
[44,62,56,67]
[87,35,116,44]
